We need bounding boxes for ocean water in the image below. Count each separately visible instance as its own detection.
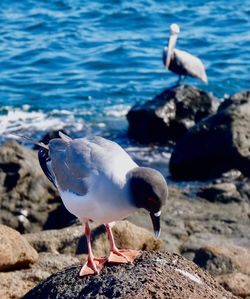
[0,0,249,173]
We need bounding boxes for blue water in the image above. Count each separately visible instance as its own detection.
[0,0,249,167]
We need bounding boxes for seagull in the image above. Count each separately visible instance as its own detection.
[163,23,208,85]
[22,132,168,276]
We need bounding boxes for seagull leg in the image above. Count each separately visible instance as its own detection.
[79,221,107,276]
[105,223,141,264]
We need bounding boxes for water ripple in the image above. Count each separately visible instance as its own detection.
[0,0,249,141]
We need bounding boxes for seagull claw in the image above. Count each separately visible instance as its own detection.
[79,256,107,276]
[107,249,141,264]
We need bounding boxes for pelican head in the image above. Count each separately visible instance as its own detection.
[170,23,180,35]
[165,23,180,68]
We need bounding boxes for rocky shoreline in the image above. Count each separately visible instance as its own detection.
[0,85,250,298]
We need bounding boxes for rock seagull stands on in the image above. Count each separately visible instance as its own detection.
[18,132,168,276]
[163,23,208,84]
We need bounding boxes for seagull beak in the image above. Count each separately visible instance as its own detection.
[166,34,177,68]
[150,211,161,239]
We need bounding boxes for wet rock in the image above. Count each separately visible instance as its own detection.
[169,90,250,180]
[0,140,75,233]
[218,90,250,111]
[0,252,79,299]
[23,251,237,299]
[0,225,38,271]
[25,221,161,256]
[127,85,217,144]
[216,273,250,298]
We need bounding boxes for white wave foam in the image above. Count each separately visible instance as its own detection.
[0,103,130,139]
[0,106,84,137]
[104,104,131,117]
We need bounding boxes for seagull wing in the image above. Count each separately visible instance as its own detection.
[48,136,137,196]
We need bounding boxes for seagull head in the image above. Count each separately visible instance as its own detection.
[129,167,168,239]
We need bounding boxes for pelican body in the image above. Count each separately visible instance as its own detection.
[163,24,208,84]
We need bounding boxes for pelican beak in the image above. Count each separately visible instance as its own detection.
[150,211,161,239]
[166,34,177,69]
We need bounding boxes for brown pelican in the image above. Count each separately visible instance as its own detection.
[163,23,208,84]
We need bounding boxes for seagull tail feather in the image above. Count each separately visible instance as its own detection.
[12,134,49,150]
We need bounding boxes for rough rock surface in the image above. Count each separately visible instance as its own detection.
[193,245,250,276]
[0,140,75,233]
[0,252,80,299]
[216,273,250,298]
[169,90,250,180]
[218,90,250,111]
[23,251,237,299]
[127,85,217,144]
[0,221,160,298]
[197,182,242,203]
[25,221,161,256]
[1,140,249,298]
[128,185,250,257]
[0,224,38,271]
[193,245,250,298]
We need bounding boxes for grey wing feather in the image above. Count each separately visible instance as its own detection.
[49,136,137,195]
[49,138,89,195]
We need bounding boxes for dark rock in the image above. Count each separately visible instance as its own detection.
[169,90,250,180]
[127,85,217,144]
[197,182,242,203]
[218,90,250,111]
[0,140,75,233]
[22,251,237,299]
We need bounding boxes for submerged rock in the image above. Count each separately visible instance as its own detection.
[127,85,217,144]
[169,90,250,180]
[23,251,237,299]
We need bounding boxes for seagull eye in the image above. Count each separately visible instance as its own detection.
[148,197,157,205]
